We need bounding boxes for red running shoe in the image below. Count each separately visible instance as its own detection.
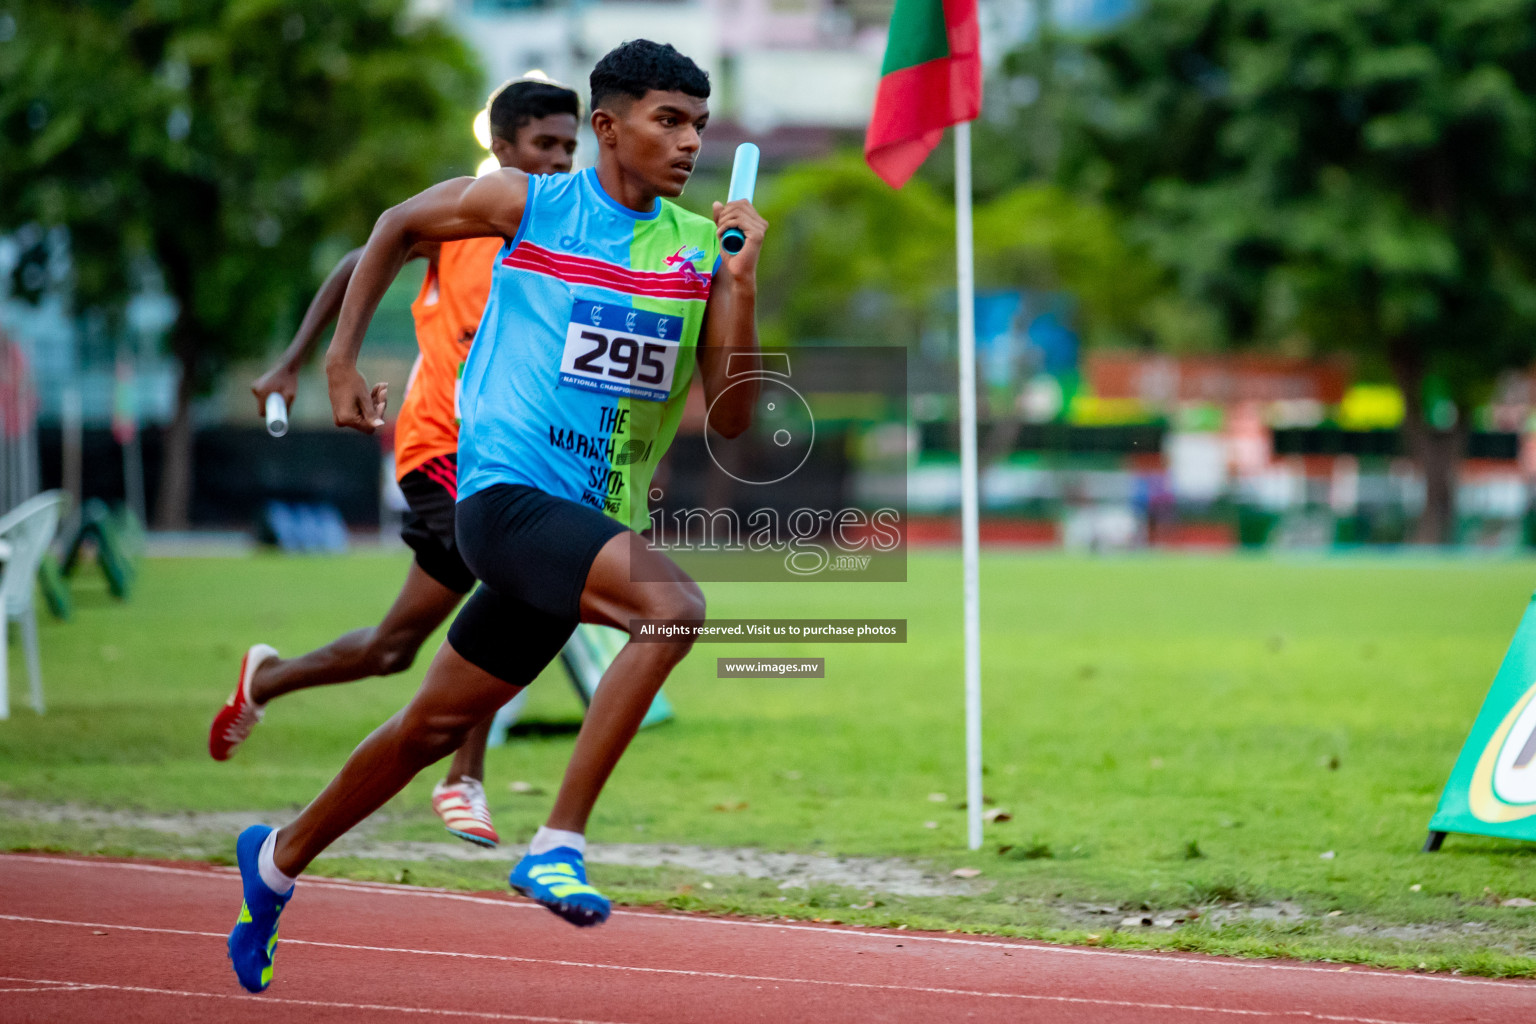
[432,778,500,847]
[209,644,278,761]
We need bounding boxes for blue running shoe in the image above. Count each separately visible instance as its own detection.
[508,847,611,927]
[227,824,293,992]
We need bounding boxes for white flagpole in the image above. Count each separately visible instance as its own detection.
[954,120,983,852]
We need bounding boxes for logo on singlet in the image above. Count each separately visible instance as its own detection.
[666,245,705,267]
[665,246,707,287]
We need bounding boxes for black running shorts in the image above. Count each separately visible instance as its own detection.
[446,483,628,686]
[397,455,477,595]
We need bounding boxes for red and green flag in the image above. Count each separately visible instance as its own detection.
[864,0,983,189]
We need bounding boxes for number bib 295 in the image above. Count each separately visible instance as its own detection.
[559,300,683,403]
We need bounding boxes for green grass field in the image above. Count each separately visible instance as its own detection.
[4,550,1536,974]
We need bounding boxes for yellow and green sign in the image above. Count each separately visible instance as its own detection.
[1428,596,1536,846]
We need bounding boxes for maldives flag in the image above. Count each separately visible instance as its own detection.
[864,0,983,189]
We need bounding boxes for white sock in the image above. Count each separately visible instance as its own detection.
[258,829,297,895]
[529,826,586,856]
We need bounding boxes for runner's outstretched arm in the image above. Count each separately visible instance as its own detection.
[324,170,530,434]
[697,198,768,438]
[250,247,363,416]
[252,239,442,418]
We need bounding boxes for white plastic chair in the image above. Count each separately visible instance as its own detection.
[0,490,66,719]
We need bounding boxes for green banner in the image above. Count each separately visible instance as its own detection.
[1428,594,1536,842]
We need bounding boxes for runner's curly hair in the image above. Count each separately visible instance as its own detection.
[590,39,710,111]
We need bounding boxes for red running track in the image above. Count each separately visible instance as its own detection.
[0,852,1532,1023]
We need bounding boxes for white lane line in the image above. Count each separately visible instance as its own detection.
[4,854,1531,991]
[1,854,228,877]
[0,914,225,941]
[0,975,631,1022]
[0,985,97,994]
[0,914,1445,1023]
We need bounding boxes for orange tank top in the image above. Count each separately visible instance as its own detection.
[395,235,503,479]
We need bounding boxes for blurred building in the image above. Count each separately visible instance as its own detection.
[429,0,1039,167]
[420,0,887,171]
[905,304,1535,552]
[0,229,178,430]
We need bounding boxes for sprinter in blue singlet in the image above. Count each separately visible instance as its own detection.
[226,40,768,994]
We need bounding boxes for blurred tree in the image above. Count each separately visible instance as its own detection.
[0,0,482,527]
[972,184,1169,351]
[756,151,1169,351]
[754,152,952,349]
[1006,0,1536,541]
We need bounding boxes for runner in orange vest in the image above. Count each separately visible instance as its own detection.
[209,77,581,850]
